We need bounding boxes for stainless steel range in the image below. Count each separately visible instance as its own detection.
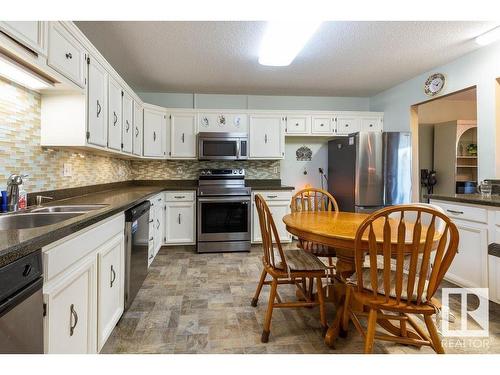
[197,168,251,253]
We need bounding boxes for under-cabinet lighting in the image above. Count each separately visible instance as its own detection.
[475,26,500,46]
[0,53,51,90]
[258,21,322,66]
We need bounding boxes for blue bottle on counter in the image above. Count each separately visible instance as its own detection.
[1,190,7,212]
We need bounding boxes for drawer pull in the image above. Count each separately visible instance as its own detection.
[149,254,153,260]
[153,131,156,141]
[267,195,278,199]
[174,195,185,199]
[320,123,324,127]
[295,123,299,126]
[110,265,116,288]
[446,209,464,215]
[69,304,78,336]
[149,219,154,223]
[178,213,182,224]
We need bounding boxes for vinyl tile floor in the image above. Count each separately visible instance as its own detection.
[101,244,500,354]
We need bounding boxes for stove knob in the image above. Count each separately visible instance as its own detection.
[239,169,243,174]
[200,170,206,175]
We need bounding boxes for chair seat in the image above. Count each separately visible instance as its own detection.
[348,268,428,302]
[276,249,327,272]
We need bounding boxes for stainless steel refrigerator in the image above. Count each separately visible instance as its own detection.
[328,131,412,212]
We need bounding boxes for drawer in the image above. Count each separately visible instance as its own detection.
[165,191,195,202]
[286,115,310,134]
[253,191,292,202]
[47,23,86,88]
[360,117,382,132]
[43,214,124,281]
[431,200,488,224]
[312,116,332,133]
[336,117,360,134]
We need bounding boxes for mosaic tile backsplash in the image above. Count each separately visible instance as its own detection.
[130,159,280,180]
[0,78,280,193]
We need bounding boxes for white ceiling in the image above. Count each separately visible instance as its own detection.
[75,21,495,97]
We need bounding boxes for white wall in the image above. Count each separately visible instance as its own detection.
[418,99,477,123]
[280,137,330,192]
[370,41,500,180]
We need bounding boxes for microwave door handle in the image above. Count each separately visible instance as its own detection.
[236,140,240,159]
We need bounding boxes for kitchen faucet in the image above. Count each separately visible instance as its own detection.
[6,174,28,212]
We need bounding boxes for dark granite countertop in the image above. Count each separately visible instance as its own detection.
[0,179,293,267]
[426,193,500,208]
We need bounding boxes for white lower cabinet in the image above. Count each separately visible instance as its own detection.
[42,214,125,353]
[251,191,292,243]
[97,234,124,351]
[148,193,165,266]
[489,255,500,304]
[43,254,96,354]
[165,191,196,245]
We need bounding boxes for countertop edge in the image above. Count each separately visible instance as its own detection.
[425,194,500,208]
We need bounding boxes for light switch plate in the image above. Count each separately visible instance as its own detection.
[63,163,72,177]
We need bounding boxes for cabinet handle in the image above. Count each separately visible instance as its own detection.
[96,100,101,118]
[113,111,117,126]
[149,219,154,223]
[126,120,130,132]
[446,209,464,215]
[345,124,349,127]
[153,131,156,141]
[156,219,160,229]
[174,195,185,199]
[265,134,268,143]
[135,126,139,137]
[267,195,278,199]
[110,265,116,288]
[320,123,324,127]
[181,133,185,143]
[369,124,373,127]
[295,123,299,127]
[149,254,153,260]
[65,52,72,59]
[149,236,154,241]
[178,213,181,224]
[69,304,78,336]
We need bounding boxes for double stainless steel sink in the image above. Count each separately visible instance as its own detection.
[0,204,108,230]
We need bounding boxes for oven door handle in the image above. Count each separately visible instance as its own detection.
[198,196,250,203]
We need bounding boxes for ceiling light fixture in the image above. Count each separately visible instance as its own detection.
[258,21,322,66]
[0,53,52,90]
[475,26,500,46]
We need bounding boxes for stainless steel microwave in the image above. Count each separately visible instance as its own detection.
[198,132,248,160]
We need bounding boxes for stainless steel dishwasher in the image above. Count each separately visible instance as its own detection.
[0,250,44,353]
[124,201,151,310]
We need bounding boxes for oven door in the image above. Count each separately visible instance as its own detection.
[197,196,251,241]
[198,137,243,160]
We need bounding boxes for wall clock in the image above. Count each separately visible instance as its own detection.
[424,73,446,96]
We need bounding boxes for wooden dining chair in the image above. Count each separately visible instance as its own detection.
[251,194,328,343]
[341,205,459,354]
[291,188,339,293]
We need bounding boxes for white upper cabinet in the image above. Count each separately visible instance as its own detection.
[311,115,334,134]
[285,114,311,135]
[122,91,134,154]
[249,114,284,159]
[107,77,123,151]
[335,114,361,134]
[143,106,166,158]
[133,102,143,157]
[169,112,197,159]
[360,116,383,132]
[47,22,86,88]
[87,56,108,148]
[0,21,47,55]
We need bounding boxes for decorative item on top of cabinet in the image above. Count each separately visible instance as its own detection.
[0,21,48,56]
[107,77,123,151]
[164,192,196,245]
[197,112,248,132]
[249,114,285,159]
[143,105,166,158]
[133,102,143,156]
[251,191,292,243]
[169,112,197,159]
[121,91,134,154]
[47,22,87,88]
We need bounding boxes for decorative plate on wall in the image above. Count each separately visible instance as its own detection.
[218,115,226,126]
[200,116,209,127]
[296,146,312,161]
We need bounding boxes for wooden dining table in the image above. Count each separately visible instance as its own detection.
[282,210,438,348]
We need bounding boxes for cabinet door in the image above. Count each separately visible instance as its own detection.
[107,78,123,151]
[336,115,361,134]
[0,21,47,55]
[97,234,124,352]
[312,116,333,134]
[154,197,164,255]
[252,195,291,243]
[361,117,382,132]
[43,255,97,354]
[47,22,86,88]
[165,202,195,244]
[285,115,311,135]
[87,57,108,147]
[143,108,165,157]
[170,113,197,158]
[148,202,156,266]
[445,221,488,288]
[121,92,134,154]
[133,103,143,156]
[249,114,284,159]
